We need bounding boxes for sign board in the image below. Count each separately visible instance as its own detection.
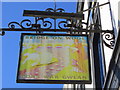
[17,33,91,84]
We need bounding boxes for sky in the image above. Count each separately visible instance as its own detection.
[1,2,77,89]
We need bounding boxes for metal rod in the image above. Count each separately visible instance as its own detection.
[23,10,83,20]
[54,19,56,29]
[81,2,110,12]
[0,28,113,33]
[54,0,56,11]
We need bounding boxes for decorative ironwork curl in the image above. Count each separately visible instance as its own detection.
[104,33,115,40]
[8,19,32,29]
[56,8,65,12]
[42,21,52,29]
[103,32,115,49]
[36,17,52,29]
[0,31,5,36]
[58,21,68,29]
[45,8,54,12]
[8,22,21,29]
[20,19,32,29]
[45,8,65,12]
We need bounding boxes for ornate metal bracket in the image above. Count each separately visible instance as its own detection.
[102,32,115,49]
[8,8,82,30]
[0,7,115,49]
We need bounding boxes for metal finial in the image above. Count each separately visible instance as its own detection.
[54,0,56,11]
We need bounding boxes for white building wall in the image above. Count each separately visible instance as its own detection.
[63,0,120,89]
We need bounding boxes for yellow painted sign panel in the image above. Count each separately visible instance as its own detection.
[17,33,91,84]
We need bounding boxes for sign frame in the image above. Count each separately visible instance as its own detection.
[17,33,92,84]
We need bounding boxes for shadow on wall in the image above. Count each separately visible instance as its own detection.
[118,20,120,29]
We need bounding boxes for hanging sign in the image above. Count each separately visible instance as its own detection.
[17,33,91,84]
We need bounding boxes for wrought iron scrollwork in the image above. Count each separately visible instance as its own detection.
[58,21,68,29]
[8,22,21,29]
[56,8,65,12]
[8,18,53,29]
[36,17,52,29]
[8,19,32,29]
[8,19,86,30]
[45,8,65,12]
[7,7,81,30]
[0,31,5,36]
[20,19,32,29]
[102,32,115,49]
[3,7,116,49]
[45,8,54,12]
[42,20,52,29]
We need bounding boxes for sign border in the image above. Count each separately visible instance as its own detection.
[17,33,92,84]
